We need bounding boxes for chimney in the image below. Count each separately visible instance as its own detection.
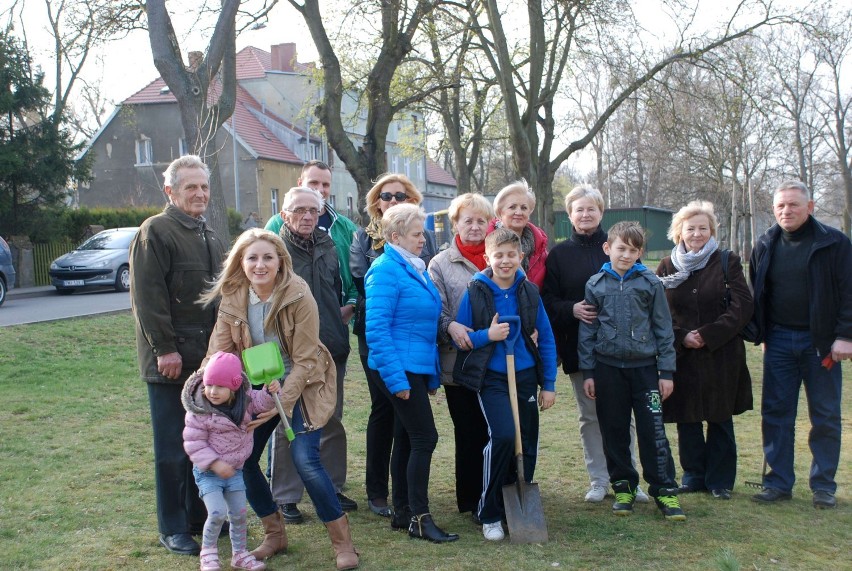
[188,51,204,72]
[271,43,297,72]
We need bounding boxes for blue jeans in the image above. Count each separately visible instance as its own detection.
[279,403,343,523]
[762,326,842,493]
[193,467,246,497]
[244,399,343,523]
[243,405,280,519]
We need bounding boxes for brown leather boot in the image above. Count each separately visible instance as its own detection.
[250,511,287,560]
[324,514,359,570]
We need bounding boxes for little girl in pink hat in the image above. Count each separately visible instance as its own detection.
[182,351,281,571]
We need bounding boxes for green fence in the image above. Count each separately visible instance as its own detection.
[32,240,76,286]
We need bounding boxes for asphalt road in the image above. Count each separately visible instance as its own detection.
[0,287,132,327]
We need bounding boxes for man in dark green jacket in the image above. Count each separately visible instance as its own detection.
[129,155,226,555]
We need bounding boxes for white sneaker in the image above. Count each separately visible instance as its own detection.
[482,521,505,541]
[584,485,608,503]
[635,485,650,503]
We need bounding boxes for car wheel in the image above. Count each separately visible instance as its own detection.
[0,277,6,307]
[115,264,130,292]
[56,287,75,295]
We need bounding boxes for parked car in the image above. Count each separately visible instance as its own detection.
[0,235,16,307]
[49,227,139,295]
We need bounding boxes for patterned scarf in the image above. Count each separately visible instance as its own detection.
[365,217,386,251]
[659,236,719,289]
[455,234,487,270]
[281,224,315,256]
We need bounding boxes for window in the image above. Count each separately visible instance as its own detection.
[404,157,410,177]
[135,138,153,165]
[347,195,354,217]
[178,137,189,156]
[271,188,279,214]
[328,194,336,207]
[417,158,423,179]
[391,154,398,173]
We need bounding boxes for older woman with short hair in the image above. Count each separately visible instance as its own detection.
[350,173,438,518]
[427,193,493,518]
[489,180,548,288]
[542,185,648,503]
[365,203,458,543]
[656,200,753,500]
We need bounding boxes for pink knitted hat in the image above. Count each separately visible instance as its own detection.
[203,351,244,392]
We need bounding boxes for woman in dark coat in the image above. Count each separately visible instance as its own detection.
[656,200,753,499]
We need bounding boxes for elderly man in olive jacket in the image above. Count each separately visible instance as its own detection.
[129,155,226,556]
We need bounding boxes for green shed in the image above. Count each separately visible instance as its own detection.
[554,206,673,253]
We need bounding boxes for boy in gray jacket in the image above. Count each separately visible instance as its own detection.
[578,221,685,520]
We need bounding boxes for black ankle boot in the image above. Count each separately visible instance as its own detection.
[390,506,412,530]
[408,513,459,543]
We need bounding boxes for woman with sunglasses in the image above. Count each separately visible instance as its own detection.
[350,173,438,521]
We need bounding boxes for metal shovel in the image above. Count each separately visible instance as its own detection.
[499,316,548,544]
[241,342,295,442]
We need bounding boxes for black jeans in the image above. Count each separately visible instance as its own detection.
[593,362,677,497]
[677,419,737,491]
[361,352,395,501]
[147,382,207,535]
[376,372,439,515]
[444,384,489,513]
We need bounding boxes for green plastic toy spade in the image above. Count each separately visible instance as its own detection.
[242,342,295,442]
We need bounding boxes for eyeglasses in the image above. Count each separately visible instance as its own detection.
[285,207,319,216]
[379,192,409,202]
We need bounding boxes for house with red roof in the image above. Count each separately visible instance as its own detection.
[76,43,458,223]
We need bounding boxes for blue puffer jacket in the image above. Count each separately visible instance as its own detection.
[365,245,442,394]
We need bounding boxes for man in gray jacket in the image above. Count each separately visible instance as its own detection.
[271,186,356,523]
[129,155,226,555]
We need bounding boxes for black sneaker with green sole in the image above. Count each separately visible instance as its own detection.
[654,489,686,521]
[611,480,636,516]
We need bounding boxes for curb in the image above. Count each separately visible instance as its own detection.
[7,286,56,300]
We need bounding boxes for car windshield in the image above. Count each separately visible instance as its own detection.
[78,231,136,251]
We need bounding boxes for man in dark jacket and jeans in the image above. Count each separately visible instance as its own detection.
[271,186,356,522]
[129,155,226,555]
[749,180,852,509]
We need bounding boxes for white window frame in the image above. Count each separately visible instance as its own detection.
[135,138,153,166]
[178,137,189,156]
[271,188,279,214]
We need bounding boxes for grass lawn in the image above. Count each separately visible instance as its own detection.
[0,312,849,570]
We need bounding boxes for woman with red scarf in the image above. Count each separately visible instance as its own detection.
[427,193,494,520]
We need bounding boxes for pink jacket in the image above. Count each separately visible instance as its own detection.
[181,369,275,471]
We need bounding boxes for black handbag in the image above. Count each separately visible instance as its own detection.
[720,249,759,343]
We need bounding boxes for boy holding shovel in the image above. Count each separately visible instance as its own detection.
[453,228,557,541]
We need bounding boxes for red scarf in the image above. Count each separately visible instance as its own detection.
[456,234,487,270]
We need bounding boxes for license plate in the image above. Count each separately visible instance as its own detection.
[63,280,84,286]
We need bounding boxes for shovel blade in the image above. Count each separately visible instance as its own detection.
[502,479,548,544]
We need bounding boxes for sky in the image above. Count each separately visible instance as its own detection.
[12,1,319,115]
[10,0,839,179]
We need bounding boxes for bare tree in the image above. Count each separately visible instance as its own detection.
[467,0,779,239]
[146,0,243,239]
[807,9,852,236]
[422,3,504,195]
[287,0,448,220]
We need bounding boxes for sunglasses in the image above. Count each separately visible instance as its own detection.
[379,192,409,202]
